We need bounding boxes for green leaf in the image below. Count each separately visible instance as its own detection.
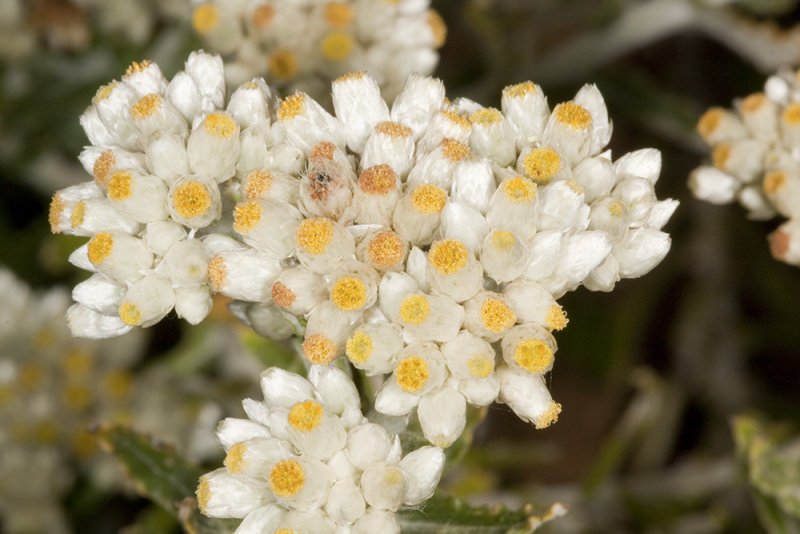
[98,425,237,534]
[732,415,800,533]
[399,493,566,533]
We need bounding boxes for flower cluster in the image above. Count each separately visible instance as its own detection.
[197,366,444,532]
[52,52,676,448]
[191,0,446,99]
[690,67,800,265]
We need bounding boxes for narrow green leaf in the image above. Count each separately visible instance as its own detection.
[399,493,566,533]
[98,425,236,534]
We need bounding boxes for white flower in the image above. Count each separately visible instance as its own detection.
[197,366,444,531]
[191,1,446,100]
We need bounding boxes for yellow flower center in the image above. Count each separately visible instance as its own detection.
[244,169,273,199]
[410,184,447,214]
[427,9,447,48]
[87,232,114,264]
[534,401,562,430]
[224,442,247,473]
[467,354,493,378]
[108,171,133,201]
[522,148,561,184]
[608,201,624,217]
[470,108,503,125]
[207,255,227,292]
[346,331,373,364]
[375,121,412,138]
[429,239,468,274]
[502,176,537,202]
[119,302,142,326]
[480,297,516,332]
[697,107,724,139]
[441,138,470,162]
[173,181,212,219]
[296,218,334,255]
[252,4,275,28]
[764,170,787,195]
[130,93,162,120]
[741,92,766,114]
[192,4,219,33]
[125,60,152,76]
[93,149,115,186]
[204,113,236,138]
[491,230,515,251]
[711,143,731,170]
[514,339,554,374]
[367,231,404,269]
[325,2,353,27]
[93,82,116,104]
[302,333,337,365]
[321,32,353,61]
[270,50,298,81]
[63,384,92,411]
[271,281,296,308]
[233,201,262,234]
[70,200,86,228]
[396,356,430,393]
[269,460,305,497]
[103,370,132,400]
[399,294,430,325]
[503,81,537,99]
[553,101,592,130]
[783,103,800,126]
[331,276,367,311]
[288,400,324,432]
[359,164,397,195]
[196,478,212,514]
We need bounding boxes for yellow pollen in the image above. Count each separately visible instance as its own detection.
[278,93,305,121]
[63,384,91,411]
[429,239,468,274]
[103,370,132,400]
[503,81,537,99]
[567,180,583,195]
[196,478,211,514]
[367,231,404,268]
[302,334,337,365]
[93,82,116,104]
[375,121,412,138]
[208,255,227,291]
[108,171,133,201]
[523,148,560,184]
[271,281,296,308]
[119,302,142,326]
[296,218,334,255]
[440,110,470,130]
[359,164,397,195]
[321,32,354,61]
[130,93,162,120]
[244,169,274,199]
[204,113,236,138]
[546,305,568,331]
[399,294,430,325]
[534,401,562,429]
[124,60,151,76]
[697,107,725,139]
[331,276,367,311]
[514,338,554,374]
[441,138,470,162]
[783,103,800,126]
[427,9,447,48]
[275,530,294,534]
[395,356,430,393]
[608,201,624,217]
[711,143,731,170]
[480,297,516,332]
[93,150,115,186]
[467,354,493,378]
[553,101,592,130]
[764,170,787,194]
[410,184,447,214]
[224,442,247,473]
[741,92,766,113]
[470,108,503,125]
[192,4,219,33]
[70,200,86,228]
[325,2,353,27]
[288,400,324,432]
[310,141,336,163]
[502,176,537,202]
[48,194,64,233]
[233,200,262,234]
[491,230,515,251]
[269,460,305,497]
[270,50,298,81]
[174,181,212,219]
[87,232,114,264]
[252,4,275,28]
[336,71,366,84]
[346,331,373,364]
